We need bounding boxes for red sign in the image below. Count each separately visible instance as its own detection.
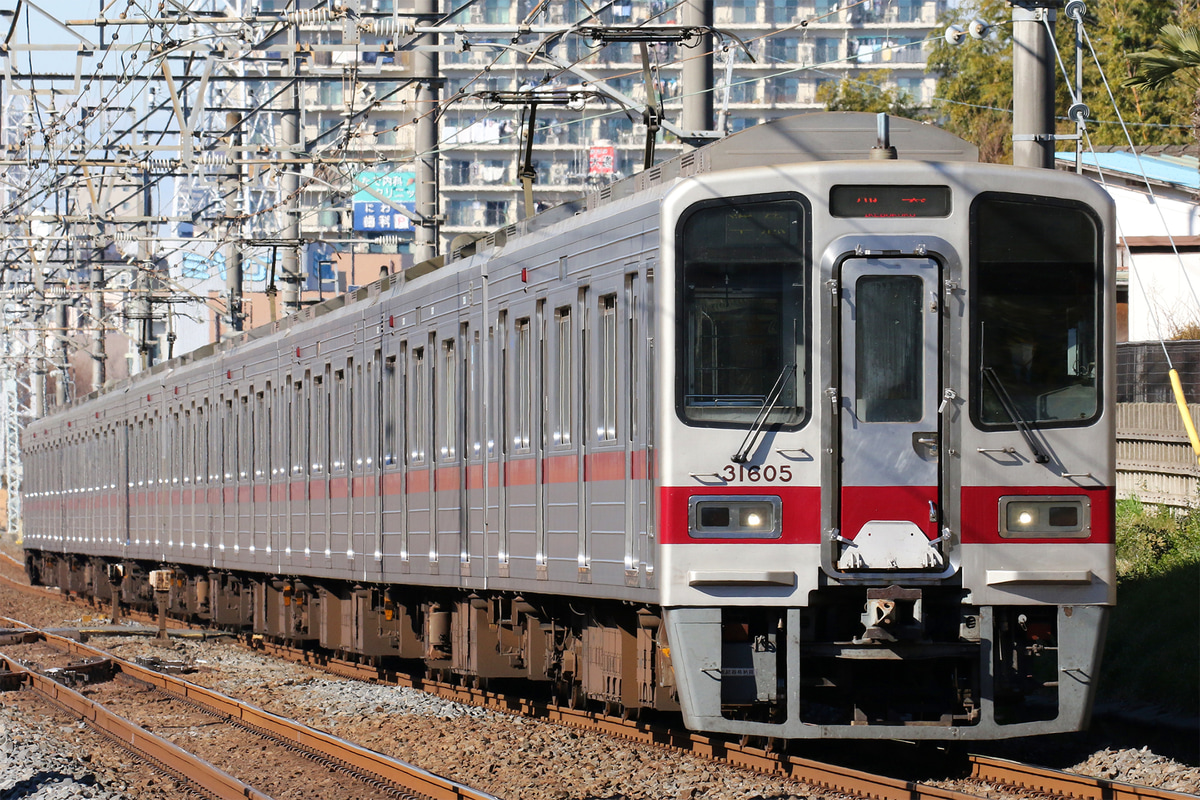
[589,145,615,176]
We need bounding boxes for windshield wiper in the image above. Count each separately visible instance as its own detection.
[731,363,796,464]
[981,367,1050,464]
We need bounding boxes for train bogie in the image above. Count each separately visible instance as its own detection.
[22,113,1115,740]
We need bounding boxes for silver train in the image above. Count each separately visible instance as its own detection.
[23,113,1116,740]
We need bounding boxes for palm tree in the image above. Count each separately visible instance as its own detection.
[1125,25,1200,145]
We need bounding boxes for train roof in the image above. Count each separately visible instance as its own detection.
[440,111,978,266]
[40,114,978,424]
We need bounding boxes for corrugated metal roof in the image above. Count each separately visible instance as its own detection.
[1054,150,1199,190]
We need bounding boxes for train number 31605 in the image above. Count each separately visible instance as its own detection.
[720,464,793,482]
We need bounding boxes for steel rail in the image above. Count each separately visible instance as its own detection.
[967,756,1198,800]
[253,639,1198,800]
[2,578,1192,800]
[7,627,501,800]
[0,652,271,800]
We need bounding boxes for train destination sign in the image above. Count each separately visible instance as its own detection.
[829,185,951,218]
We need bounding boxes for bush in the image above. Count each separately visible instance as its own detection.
[1101,498,1200,715]
[1115,497,1200,580]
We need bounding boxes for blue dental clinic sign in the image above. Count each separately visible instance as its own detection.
[353,170,416,232]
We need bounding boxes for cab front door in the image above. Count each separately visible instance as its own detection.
[837,256,944,572]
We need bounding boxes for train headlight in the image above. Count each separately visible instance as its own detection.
[999,496,1090,538]
[689,496,782,539]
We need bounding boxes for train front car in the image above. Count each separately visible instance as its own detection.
[658,144,1116,738]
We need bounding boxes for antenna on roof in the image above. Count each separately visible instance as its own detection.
[870,113,898,160]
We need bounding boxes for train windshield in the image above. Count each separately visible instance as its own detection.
[677,196,808,427]
[971,194,1102,427]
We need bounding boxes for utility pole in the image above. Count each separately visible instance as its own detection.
[90,265,106,390]
[281,93,301,316]
[414,0,440,264]
[53,300,67,407]
[680,0,714,140]
[224,112,244,333]
[1011,0,1056,169]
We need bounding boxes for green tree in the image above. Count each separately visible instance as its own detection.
[926,0,1196,162]
[816,70,925,118]
[1126,24,1200,143]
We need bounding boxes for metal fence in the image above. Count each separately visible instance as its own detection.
[1116,402,1200,507]
[1117,341,1200,403]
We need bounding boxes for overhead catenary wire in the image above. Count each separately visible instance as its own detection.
[1039,12,1200,464]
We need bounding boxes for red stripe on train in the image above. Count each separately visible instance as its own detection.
[658,485,822,545]
[960,485,1115,543]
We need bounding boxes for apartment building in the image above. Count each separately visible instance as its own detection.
[436,0,945,240]
[170,0,945,353]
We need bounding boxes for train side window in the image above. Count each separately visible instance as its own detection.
[182,410,192,485]
[366,354,377,470]
[313,374,327,475]
[513,320,532,452]
[554,307,573,446]
[241,395,251,480]
[469,329,480,460]
[332,368,347,473]
[269,384,280,479]
[971,194,1101,427]
[293,379,306,475]
[197,403,207,485]
[224,399,234,481]
[599,294,618,442]
[256,390,267,480]
[410,347,426,463]
[350,361,360,473]
[675,195,809,428]
[383,357,398,466]
[146,416,155,490]
[440,337,457,461]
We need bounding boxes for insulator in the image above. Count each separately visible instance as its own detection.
[363,17,416,37]
[199,151,230,167]
[285,8,334,24]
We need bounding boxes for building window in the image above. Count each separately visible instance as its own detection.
[815,37,840,63]
[485,200,509,227]
[374,118,399,145]
[728,0,756,23]
[766,37,802,62]
[765,76,801,104]
[771,0,800,22]
[483,0,509,23]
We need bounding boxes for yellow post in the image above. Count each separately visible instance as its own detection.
[1168,369,1200,466]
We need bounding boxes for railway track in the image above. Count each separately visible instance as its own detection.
[255,638,1197,800]
[0,626,500,800]
[0,570,1193,800]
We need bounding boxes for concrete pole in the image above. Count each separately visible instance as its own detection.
[224,112,244,333]
[413,0,440,264]
[680,0,714,139]
[53,301,67,407]
[281,87,301,315]
[91,266,106,390]
[1011,0,1056,169]
[30,266,45,417]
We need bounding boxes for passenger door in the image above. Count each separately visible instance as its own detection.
[837,256,944,571]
